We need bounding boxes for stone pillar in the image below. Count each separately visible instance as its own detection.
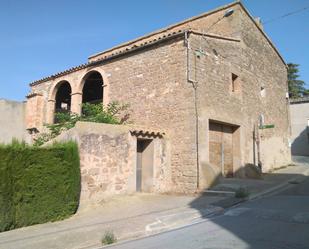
[25,93,44,129]
[71,92,82,115]
[47,99,55,124]
[103,83,109,106]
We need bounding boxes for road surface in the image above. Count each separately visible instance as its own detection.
[106,178,309,249]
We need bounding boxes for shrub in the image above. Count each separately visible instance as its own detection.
[101,230,117,245]
[0,141,80,232]
[234,187,249,199]
[34,102,130,146]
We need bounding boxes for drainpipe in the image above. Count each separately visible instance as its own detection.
[256,123,262,170]
[253,125,256,166]
[185,31,200,190]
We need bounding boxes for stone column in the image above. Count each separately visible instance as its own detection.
[47,99,56,124]
[71,92,82,115]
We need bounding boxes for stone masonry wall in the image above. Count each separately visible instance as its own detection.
[188,6,290,180]
[50,122,170,208]
[30,38,197,193]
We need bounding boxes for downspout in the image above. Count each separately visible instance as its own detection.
[185,31,200,190]
[256,122,262,170]
[286,69,292,149]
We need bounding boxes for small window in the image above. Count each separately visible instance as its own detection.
[260,86,266,97]
[231,73,240,93]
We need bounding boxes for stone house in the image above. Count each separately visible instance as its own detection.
[24,1,291,201]
[290,97,309,156]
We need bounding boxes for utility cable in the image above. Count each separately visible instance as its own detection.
[263,5,309,24]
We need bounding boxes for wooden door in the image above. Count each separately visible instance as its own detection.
[209,122,234,177]
[136,139,154,192]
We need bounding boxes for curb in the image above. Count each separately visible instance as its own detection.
[248,168,309,201]
[208,167,309,212]
[91,167,309,249]
[92,205,224,249]
[144,205,224,235]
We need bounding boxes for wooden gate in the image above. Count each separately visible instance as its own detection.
[209,121,235,177]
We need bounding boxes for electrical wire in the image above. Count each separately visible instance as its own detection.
[263,5,309,24]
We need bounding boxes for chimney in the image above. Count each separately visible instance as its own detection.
[254,17,263,30]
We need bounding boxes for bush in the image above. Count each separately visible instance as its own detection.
[0,141,80,232]
[234,187,250,199]
[101,230,117,245]
[34,102,130,146]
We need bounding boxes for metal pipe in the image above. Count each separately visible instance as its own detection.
[185,31,196,83]
[185,31,200,189]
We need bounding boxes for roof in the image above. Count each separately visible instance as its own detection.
[88,1,240,60]
[29,29,186,86]
[29,30,240,86]
[290,96,309,104]
[29,1,286,87]
[130,129,165,138]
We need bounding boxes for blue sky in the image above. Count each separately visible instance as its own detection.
[0,0,308,101]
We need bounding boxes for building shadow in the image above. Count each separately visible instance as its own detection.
[189,157,309,248]
[292,128,309,156]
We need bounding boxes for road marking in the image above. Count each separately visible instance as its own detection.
[224,207,250,216]
[293,212,309,224]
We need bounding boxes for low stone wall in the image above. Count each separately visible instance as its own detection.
[0,99,28,144]
[50,122,170,209]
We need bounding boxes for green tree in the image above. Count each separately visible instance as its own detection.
[288,63,306,98]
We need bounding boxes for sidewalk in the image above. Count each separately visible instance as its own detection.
[0,157,308,249]
[0,194,224,249]
[210,156,309,199]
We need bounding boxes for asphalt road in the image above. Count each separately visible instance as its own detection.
[106,178,309,249]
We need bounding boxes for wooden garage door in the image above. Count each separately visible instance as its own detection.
[209,122,234,177]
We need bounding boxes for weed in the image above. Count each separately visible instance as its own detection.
[235,187,249,198]
[101,230,117,245]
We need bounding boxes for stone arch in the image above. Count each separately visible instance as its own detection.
[80,70,104,104]
[48,80,72,123]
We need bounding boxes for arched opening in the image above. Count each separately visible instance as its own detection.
[54,81,72,122]
[82,71,104,104]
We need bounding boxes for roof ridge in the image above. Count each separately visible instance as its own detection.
[88,1,240,60]
[88,0,286,67]
[29,0,287,87]
[29,30,187,86]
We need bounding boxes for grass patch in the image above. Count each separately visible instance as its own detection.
[288,180,300,184]
[235,187,250,199]
[101,230,117,245]
[287,163,297,167]
[268,164,296,173]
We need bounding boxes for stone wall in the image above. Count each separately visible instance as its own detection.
[290,101,309,156]
[188,9,290,178]
[50,122,170,208]
[29,37,197,193]
[0,99,28,144]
